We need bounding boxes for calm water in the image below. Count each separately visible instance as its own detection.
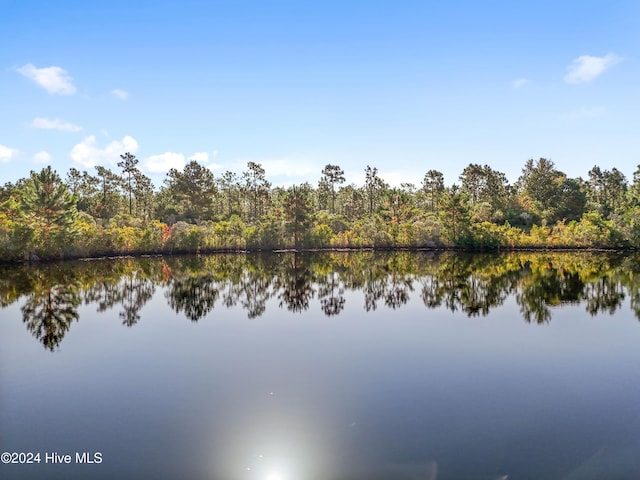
[1,251,640,480]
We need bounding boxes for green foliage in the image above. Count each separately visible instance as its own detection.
[118,152,140,216]
[586,166,627,219]
[321,164,345,214]
[284,186,314,248]
[470,222,505,249]
[20,166,79,258]
[164,160,217,222]
[167,221,206,252]
[71,212,102,256]
[365,165,388,215]
[517,158,565,224]
[439,186,471,245]
[141,220,169,252]
[5,156,640,261]
[242,161,270,221]
[460,164,509,220]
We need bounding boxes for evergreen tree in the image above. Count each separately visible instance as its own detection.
[421,169,445,212]
[218,170,241,217]
[118,152,140,215]
[21,166,78,257]
[439,186,470,245]
[165,160,216,221]
[517,158,565,224]
[133,170,155,220]
[284,185,314,248]
[364,165,388,215]
[66,168,100,214]
[321,164,345,214]
[460,164,510,222]
[242,161,270,221]
[586,166,627,218]
[95,166,124,218]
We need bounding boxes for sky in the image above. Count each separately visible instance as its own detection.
[1,0,639,188]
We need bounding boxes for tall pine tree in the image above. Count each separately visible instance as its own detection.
[21,166,78,258]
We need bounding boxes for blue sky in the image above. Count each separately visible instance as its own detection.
[1,0,639,188]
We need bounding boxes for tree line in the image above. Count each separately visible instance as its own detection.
[2,154,640,261]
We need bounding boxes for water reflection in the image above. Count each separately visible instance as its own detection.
[277,253,315,313]
[167,271,219,322]
[20,267,81,351]
[2,251,640,350]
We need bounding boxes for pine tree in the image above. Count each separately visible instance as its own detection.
[321,164,345,214]
[118,152,140,215]
[284,185,314,248]
[439,185,470,245]
[21,166,78,257]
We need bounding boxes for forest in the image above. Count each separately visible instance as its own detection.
[1,154,640,262]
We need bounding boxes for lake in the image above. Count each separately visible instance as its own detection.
[1,251,640,479]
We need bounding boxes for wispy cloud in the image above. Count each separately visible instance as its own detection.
[33,151,52,163]
[16,63,76,95]
[70,135,139,168]
[512,78,528,88]
[239,154,320,184]
[189,152,209,163]
[564,54,621,84]
[561,107,606,120]
[144,152,185,173]
[111,89,129,100]
[351,169,414,188]
[0,144,18,163]
[204,152,419,188]
[31,117,82,132]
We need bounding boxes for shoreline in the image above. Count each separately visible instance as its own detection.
[1,244,631,267]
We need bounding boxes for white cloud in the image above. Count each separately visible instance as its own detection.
[212,150,219,158]
[223,153,324,186]
[512,78,528,88]
[33,151,52,163]
[257,156,319,180]
[31,117,82,132]
[564,54,621,84]
[562,106,606,120]
[0,144,18,163]
[189,152,209,163]
[144,152,185,173]
[111,89,129,100]
[16,63,76,95]
[70,135,139,168]
[348,169,411,188]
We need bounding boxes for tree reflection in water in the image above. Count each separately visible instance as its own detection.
[19,265,81,351]
[4,251,640,350]
[166,273,219,322]
[277,253,315,313]
[86,272,155,327]
[583,276,625,316]
[318,272,346,316]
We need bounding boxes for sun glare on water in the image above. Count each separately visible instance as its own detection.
[265,473,284,480]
